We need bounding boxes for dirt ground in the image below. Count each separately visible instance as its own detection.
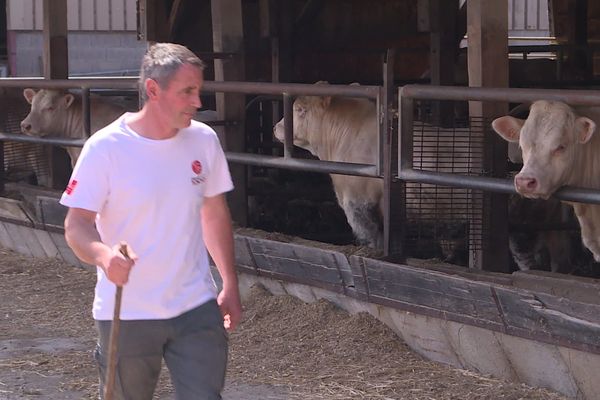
[0,248,570,400]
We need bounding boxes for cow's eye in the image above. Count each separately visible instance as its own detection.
[552,145,565,156]
[294,106,306,117]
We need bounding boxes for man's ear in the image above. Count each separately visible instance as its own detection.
[145,79,160,100]
[491,116,525,143]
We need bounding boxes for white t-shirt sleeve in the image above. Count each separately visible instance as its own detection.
[203,134,234,198]
[59,139,110,213]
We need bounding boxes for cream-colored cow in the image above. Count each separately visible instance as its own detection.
[493,100,600,261]
[274,86,383,247]
[21,89,127,167]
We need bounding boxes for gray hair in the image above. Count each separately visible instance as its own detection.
[139,43,205,102]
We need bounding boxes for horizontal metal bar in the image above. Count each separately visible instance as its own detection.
[507,43,600,51]
[399,169,600,205]
[399,169,515,193]
[0,77,138,89]
[400,84,600,106]
[195,51,236,60]
[1,136,378,178]
[226,152,379,177]
[0,132,86,147]
[202,81,380,98]
[0,78,379,99]
[509,222,579,232]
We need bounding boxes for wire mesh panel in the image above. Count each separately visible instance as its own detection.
[4,142,49,186]
[404,109,488,265]
[1,89,50,187]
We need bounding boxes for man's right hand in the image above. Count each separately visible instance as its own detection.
[102,243,137,286]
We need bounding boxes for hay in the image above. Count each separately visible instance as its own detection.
[0,248,568,399]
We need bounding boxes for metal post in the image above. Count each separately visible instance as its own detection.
[382,48,404,259]
[81,88,91,137]
[282,93,294,159]
[0,141,4,194]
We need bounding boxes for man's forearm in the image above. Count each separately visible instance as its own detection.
[204,217,237,288]
[64,216,111,268]
[201,196,238,289]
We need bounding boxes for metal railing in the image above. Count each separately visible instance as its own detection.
[399,84,600,204]
[3,78,600,207]
[0,77,383,180]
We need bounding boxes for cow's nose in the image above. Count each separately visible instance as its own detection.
[21,122,31,133]
[515,175,538,193]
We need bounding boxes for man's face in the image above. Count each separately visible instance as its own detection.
[156,63,203,129]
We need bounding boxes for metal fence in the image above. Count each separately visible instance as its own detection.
[2,77,600,267]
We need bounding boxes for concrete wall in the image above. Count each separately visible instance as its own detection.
[7,0,137,31]
[0,200,598,399]
[8,31,146,77]
[237,273,600,400]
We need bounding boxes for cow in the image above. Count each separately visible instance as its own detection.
[20,89,128,167]
[272,83,470,256]
[0,87,50,186]
[492,100,600,262]
[273,84,383,247]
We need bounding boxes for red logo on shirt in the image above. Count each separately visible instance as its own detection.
[192,160,202,175]
[65,179,78,195]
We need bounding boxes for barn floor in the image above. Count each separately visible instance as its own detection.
[0,248,571,400]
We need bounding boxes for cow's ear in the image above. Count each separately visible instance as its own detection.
[321,96,332,109]
[576,116,596,144]
[23,88,36,104]
[64,94,75,108]
[491,116,524,143]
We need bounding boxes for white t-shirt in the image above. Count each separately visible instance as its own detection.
[60,113,234,320]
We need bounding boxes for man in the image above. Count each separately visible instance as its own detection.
[61,43,242,399]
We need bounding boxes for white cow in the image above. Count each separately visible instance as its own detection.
[21,89,128,167]
[0,88,50,186]
[273,84,471,255]
[273,85,383,247]
[492,100,600,261]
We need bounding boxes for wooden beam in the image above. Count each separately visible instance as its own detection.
[269,0,294,84]
[294,0,325,31]
[211,0,248,226]
[429,0,459,127]
[42,0,69,190]
[137,0,169,43]
[467,0,509,272]
[567,0,589,77]
[168,0,185,41]
[42,0,68,79]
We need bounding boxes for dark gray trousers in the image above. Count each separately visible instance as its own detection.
[95,300,228,400]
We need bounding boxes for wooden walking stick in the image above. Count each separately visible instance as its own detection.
[104,242,130,400]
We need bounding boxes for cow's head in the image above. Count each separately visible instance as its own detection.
[492,100,596,199]
[273,81,331,155]
[21,89,75,137]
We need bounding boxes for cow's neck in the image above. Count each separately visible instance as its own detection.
[569,126,600,189]
[312,108,359,162]
[305,121,330,161]
[58,97,84,138]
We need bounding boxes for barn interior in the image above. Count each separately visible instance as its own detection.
[164,0,600,277]
[1,0,600,278]
[2,2,600,397]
